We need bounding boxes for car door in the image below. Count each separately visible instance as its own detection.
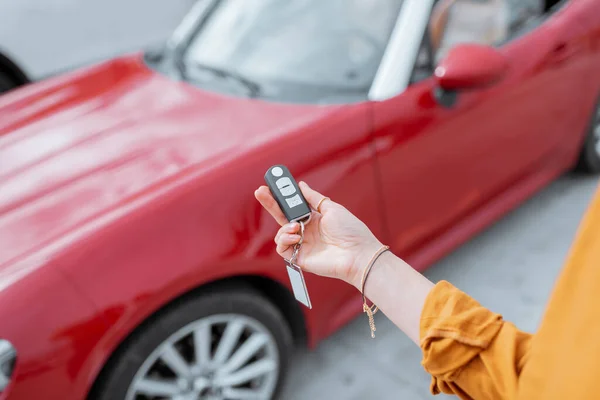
[369,0,586,267]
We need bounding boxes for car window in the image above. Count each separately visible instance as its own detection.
[434,0,538,63]
[410,0,547,83]
[182,0,404,99]
[505,0,570,42]
[507,0,545,31]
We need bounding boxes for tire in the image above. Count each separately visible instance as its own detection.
[576,99,600,173]
[92,286,293,400]
[0,71,18,94]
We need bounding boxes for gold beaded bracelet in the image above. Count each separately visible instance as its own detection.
[360,245,390,338]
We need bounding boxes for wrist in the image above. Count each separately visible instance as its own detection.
[349,240,387,290]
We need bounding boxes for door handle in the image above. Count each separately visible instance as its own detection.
[550,42,573,64]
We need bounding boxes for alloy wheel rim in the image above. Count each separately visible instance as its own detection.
[125,314,279,400]
[594,106,600,157]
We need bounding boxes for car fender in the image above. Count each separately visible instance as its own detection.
[51,172,325,397]
[0,263,108,400]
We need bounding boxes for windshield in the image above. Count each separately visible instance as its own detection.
[174,0,405,103]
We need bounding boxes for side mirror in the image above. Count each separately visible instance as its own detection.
[434,44,509,92]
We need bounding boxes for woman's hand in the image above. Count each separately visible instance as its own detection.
[257,181,434,346]
[254,181,383,289]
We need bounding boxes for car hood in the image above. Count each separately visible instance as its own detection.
[0,57,341,270]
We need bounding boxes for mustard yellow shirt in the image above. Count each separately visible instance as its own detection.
[420,188,600,399]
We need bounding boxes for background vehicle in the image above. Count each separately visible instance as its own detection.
[0,0,195,93]
[1,0,599,399]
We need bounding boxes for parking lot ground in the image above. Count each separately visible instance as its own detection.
[283,174,599,400]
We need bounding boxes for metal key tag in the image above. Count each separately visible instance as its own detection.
[285,261,312,309]
[284,221,312,309]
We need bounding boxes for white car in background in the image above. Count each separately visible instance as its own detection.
[0,0,195,93]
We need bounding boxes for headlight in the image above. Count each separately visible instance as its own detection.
[0,340,16,393]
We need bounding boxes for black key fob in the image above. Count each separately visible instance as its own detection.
[264,165,312,223]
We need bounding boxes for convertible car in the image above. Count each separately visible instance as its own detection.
[1,0,599,399]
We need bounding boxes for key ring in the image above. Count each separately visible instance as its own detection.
[297,219,305,246]
[290,220,305,265]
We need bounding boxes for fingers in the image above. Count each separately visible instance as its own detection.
[276,234,302,254]
[299,181,333,213]
[275,223,301,256]
[255,186,288,226]
[274,222,299,243]
[256,181,332,225]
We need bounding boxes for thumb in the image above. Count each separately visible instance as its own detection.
[299,181,332,213]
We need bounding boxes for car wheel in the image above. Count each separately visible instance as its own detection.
[576,99,600,173]
[0,72,18,94]
[92,286,293,400]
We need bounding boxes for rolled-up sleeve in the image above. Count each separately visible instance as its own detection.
[420,281,533,400]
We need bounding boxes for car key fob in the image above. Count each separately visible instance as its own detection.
[264,165,312,223]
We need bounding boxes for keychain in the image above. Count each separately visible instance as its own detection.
[284,220,312,309]
[264,165,313,309]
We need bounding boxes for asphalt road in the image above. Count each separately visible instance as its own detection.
[282,173,600,400]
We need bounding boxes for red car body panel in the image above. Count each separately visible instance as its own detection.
[0,58,381,399]
[374,2,598,262]
[0,1,599,399]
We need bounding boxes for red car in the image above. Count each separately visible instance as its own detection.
[1,0,599,399]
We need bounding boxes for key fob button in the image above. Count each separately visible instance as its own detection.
[285,194,304,209]
[276,177,296,196]
[271,167,284,177]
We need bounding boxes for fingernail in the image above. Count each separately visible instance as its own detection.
[299,181,308,188]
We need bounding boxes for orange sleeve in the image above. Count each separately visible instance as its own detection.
[420,281,533,400]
